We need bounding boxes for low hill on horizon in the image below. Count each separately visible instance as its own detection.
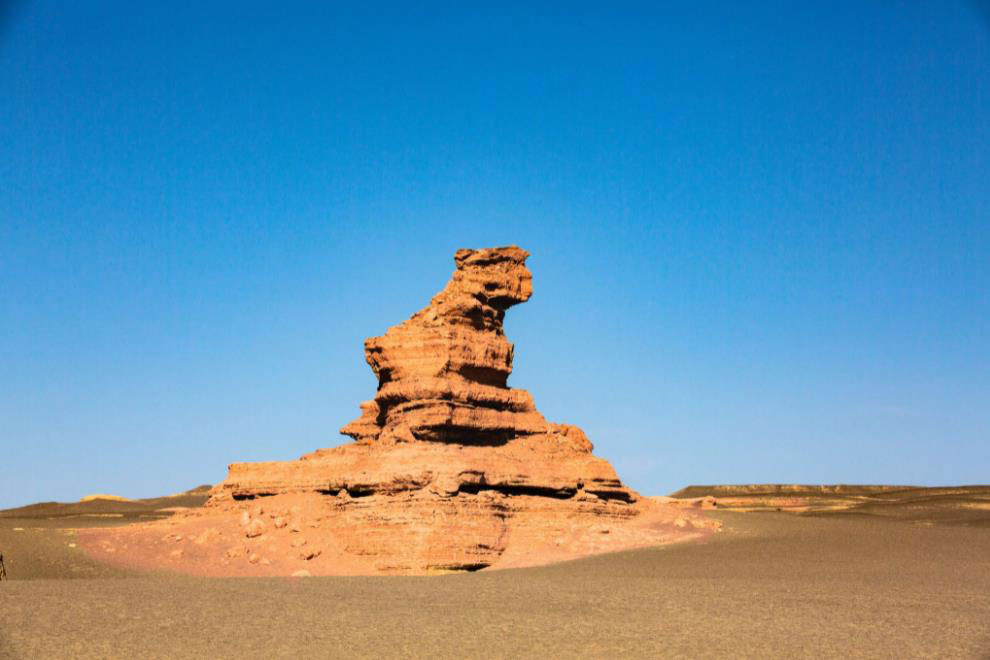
[0,485,212,520]
[669,484,990,528]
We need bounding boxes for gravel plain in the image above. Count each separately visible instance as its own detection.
[2,509,989,659]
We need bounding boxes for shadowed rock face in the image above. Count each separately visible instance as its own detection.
[204,246,685,573]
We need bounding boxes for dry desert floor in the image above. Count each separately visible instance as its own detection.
[1,489,989,659]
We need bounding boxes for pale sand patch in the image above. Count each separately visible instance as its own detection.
[80,513,125,518]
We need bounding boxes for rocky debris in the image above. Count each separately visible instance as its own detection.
[89,247,714,576]
[244,519,265,538]
[291,570,311,578]
[298,548,321,561]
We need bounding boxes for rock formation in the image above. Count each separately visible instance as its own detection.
[219,247,632,502]
[80,246,716,576]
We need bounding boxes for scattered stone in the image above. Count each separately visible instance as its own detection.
[245,519,265,538]
[240,511,250,527]
[298,549,322,561]
[291,537,307,548]
[248,553,260,564]
[273,517,287,529]
[291,570,311,578]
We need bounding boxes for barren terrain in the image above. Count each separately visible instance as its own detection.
[1,486,988,658]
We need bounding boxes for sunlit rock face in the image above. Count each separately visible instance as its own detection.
[341,246,542,446]
[204,247,698,574]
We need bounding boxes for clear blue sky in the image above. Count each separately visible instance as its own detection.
[2,2,988,508]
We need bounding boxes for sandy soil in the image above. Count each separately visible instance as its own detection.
[2,507,989,659]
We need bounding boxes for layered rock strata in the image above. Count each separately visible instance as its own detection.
[82,246,716,576]
[221,247,631,506]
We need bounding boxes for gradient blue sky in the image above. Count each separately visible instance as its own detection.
[2,2,988,508]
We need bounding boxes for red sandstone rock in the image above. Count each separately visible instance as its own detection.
[79,246,716,576]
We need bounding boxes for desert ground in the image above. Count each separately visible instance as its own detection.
[1,487,988,659]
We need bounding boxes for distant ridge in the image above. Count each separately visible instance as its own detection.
[670,484,914,498]
[668,484,990,528]
[0,485,211,519]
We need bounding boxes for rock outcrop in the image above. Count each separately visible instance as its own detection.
[80,246,716,576]
[218,246,632,507]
